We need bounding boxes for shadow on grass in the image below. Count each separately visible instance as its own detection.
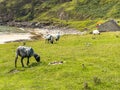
[27,61,48,68]
[28,62,41,68]
[8,62,43,74]
[8,68,25,74]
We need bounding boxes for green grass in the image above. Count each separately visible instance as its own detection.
[1,32,120,90]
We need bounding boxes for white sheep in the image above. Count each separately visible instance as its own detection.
[92,30,100,35]
[45,34,54,44]
[54,32,60,41]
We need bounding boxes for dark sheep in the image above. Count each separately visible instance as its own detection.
[15,46,40,68]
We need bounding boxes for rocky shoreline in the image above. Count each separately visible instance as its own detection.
[1,21,56,29]
[0,20,76,32]
[0,21,83,44]
[0,21,83,35]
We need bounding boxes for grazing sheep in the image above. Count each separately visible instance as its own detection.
[49,35,54,44]
[55,32,60,41]
[45,34,54,44]
[93,30,100,35]
[15,46,40,67]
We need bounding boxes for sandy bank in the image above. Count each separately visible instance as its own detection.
[0,27,83,44]
[0,33,32,44]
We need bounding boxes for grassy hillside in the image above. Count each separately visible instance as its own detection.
[0,0,120,30]
[1,32,120,89]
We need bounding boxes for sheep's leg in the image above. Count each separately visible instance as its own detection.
[21,57,24,67]
[27,57,30,66]
[15,56,18,68]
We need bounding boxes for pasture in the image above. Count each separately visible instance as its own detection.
[0,32,120,90]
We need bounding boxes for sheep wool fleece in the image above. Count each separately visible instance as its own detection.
[17,46,34,57]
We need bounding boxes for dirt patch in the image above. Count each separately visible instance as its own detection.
[8,68,25,74]
[8,69,20,74]
[29,31,43,40]
[32,28,81,36]
[48,61,65,65]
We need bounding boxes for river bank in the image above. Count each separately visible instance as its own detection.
[0,25,83,44]
[0,32,32,44]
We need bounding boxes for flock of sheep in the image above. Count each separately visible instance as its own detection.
[14,29,100,68]
[15,32,61,68]
[44,32,60,44]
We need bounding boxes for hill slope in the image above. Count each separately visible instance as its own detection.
[0,0,120,30]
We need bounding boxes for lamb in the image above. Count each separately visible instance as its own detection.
[15,46,40,68]
[92,30,100,35]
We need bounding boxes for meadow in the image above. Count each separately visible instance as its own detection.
[0,32,120,90]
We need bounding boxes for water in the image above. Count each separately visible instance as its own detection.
[0,26,31,44]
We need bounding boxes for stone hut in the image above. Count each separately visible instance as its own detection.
[98,20,120,32]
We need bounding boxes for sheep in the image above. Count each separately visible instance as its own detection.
[54,32,60,41]
[15,46,40,68]
[45,34,54,44]
[45,32,61,44]
[92,30,100,35]
[49,35,54,44]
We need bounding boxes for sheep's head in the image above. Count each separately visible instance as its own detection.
[34,53,40,62]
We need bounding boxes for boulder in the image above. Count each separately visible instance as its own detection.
[98,20,120,32]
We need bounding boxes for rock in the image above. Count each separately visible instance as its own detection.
[98,20,120,32]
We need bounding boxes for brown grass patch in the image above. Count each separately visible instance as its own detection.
[30,31,43,40]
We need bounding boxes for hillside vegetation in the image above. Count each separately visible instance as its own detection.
[1,33,120,89]
[0,0,120,30]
